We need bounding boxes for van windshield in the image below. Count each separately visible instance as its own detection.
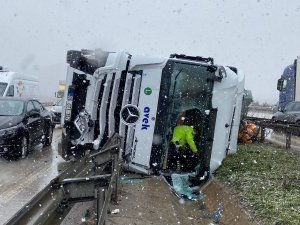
[0,82,8,96]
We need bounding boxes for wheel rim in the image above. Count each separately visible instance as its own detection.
[22,136,28,158]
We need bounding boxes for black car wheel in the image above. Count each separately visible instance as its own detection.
[21,136,29,158]
[43,125,53,147]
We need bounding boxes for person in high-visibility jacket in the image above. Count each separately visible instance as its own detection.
[171,125,198,154]
[168,124,200,172]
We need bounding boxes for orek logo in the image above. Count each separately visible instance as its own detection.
[141,107,150,130]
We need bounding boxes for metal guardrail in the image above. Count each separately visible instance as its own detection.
[5,133,122,225]
[245,117,300,149]
[248,105,275,112]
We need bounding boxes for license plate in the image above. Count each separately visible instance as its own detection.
[65,92,74,121]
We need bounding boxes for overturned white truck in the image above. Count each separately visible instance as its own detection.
[60,49,245,177]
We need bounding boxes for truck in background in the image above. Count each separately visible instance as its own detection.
[60,49,245,178]
[277,56,300,110]
[0,66,39,99]
[55,80,65,101]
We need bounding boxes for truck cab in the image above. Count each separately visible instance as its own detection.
[277,56,300,110]
[60,49,245,176]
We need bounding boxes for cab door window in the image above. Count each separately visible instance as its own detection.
[292,103,300,111]
[0,82,8,96]
[6,85,14,97]
[284,102,295,112]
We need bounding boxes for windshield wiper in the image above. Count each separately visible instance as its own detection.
[157,69,184,114]
[173,68,183,95]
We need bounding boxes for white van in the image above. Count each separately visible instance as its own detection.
[0,67,39,99]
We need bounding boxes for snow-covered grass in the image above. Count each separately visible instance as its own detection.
[214,143,300,225]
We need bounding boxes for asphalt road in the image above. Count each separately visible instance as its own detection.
[0,128,65,224]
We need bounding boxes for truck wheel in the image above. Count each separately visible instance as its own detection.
[43,125,53,147]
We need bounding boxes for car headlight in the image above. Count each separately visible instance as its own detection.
[0,126,18,137]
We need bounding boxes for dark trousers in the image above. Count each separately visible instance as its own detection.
[167,143,199,172]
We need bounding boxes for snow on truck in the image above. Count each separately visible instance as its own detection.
[60,49,245,177]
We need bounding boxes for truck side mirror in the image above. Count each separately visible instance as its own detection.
[277,78,283,91]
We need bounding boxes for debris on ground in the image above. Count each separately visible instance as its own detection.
[111,209,120,214]
[210,202,224,223]
[238,120,262,144]
[170,173,206,200]
[119,175,144,184]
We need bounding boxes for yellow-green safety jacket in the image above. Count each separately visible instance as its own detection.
[171,125,198,154]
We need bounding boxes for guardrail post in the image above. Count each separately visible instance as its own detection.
[97,187,106,225]
[111,154,119,203]
[260,126,265,142]
[286,132,291,149]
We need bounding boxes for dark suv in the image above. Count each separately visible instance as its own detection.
[272,101,300,124]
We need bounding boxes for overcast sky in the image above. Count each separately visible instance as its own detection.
[1,0,300,103]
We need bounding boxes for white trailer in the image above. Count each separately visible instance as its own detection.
[60,49,245,176]
[0,67,39,99]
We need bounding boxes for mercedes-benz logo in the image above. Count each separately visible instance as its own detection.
[120,104,140,125]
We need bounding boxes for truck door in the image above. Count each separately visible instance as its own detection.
[151,60,216,173]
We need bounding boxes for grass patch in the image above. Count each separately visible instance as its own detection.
[214,143,300,225]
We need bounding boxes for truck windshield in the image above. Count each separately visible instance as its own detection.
[0,82,8,96]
